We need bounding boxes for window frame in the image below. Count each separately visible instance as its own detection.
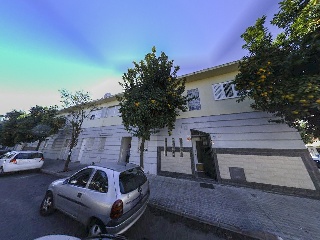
[88,170,109,193]
[212,81,239,101]
[68,168,94,188]
[187,88,201,111]
[119,167,147,194]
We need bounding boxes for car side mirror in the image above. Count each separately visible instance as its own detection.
[63,178,69,184]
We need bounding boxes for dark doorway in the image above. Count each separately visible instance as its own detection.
[191,129,217,180]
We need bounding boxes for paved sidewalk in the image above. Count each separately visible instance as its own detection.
[41,159,320,240]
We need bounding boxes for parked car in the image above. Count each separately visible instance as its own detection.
[34,233,127,240]
[34,235,80,240]
[312,155,320,168]
[0,149,10,156]
[0,150,44,174]
[40,162,150,237]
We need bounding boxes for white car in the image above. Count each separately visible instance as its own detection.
[34,234,127,240]
[40,163,149,237]
[312,155,320,168]
[0,151,44,173]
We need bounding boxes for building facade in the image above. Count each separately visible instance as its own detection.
[40,61,320,197]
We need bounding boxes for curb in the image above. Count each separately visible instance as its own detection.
[148,203,283,240]
[148,202,259,240]
[41,169,71,178]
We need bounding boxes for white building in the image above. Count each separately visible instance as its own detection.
[40,61,320,197]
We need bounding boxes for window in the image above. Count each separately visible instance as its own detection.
[101,107,108,118]
[16,153,30,159]
[187,88,201,111]
[106,106,120,117]
[69,168,93,188]
[172,138,175,157]
[90,109,102,120]
[87,138,95,150]
[30,152,43,159]
[212,81,238,100]
[89,170,108,193]
[98,137,106,151]
[119,167,147,194]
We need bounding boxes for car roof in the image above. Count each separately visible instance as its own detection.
[10,151,43,154]
[92,162,140,172]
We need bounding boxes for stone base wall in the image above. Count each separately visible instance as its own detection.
[160,150,192,174]
[157,147,195,178]
[215,148,320,198]
[218,154,315,190]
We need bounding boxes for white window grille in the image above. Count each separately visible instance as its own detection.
[187,88,201,111]
[212,81,238,100]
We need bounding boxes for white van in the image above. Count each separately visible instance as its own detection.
[0,151,44,173]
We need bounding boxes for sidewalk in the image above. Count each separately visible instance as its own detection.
[41,159,320,240]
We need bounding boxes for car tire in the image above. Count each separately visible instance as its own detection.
[40,191,55,216]
[87,219,107,237]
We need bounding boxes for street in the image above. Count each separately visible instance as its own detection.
[0,171,224,240]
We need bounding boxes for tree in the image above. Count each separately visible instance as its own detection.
[0,106,65,150]
[117,47,190,168]
[0,110,25,147]
[59,89,96,172]
[22,105,65,150]
[234,0,320,142]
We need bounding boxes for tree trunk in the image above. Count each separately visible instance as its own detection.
[139,138,145,168]
[36,140,43,151]
[64,153,71,172]
[63,138,75,172]
[63,147,72,172]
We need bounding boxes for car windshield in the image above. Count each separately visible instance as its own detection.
[0,152,15,159]
[119,167,147,194]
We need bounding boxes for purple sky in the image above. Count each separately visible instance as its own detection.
[0,0,281,114]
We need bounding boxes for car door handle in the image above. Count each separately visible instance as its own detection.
[77,192,82,198]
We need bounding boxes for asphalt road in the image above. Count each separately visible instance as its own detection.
[0,171,224,240]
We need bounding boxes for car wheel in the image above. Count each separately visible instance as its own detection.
[87,219,107,237]
[40,191,55,216]
[0,166,4,175]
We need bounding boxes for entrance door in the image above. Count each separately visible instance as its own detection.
[191,130,217,180]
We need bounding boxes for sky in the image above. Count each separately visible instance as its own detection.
[0,0,282,114]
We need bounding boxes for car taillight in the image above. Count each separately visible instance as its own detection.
[40,157,44,161]
[10,159,17,164]
[110,199,123,219]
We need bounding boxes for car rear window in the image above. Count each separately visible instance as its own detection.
[30,152,43,158]
[16,152,43,159]
[119,167,147,194]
